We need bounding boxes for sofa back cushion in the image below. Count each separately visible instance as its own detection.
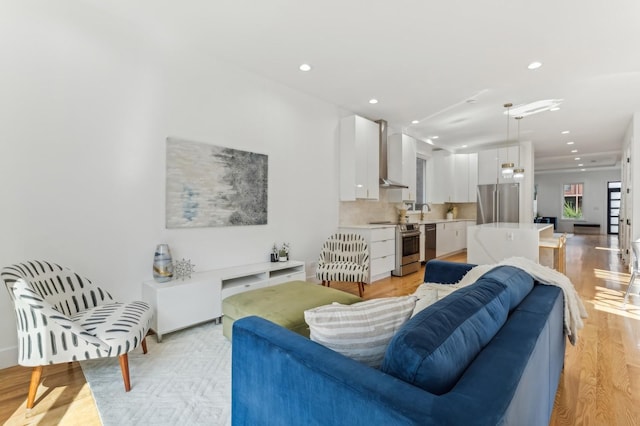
[423,259,475,284]
[478,266,534,311]
[381,280,510,395]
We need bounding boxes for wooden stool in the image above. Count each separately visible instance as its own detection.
[539,233,567,273]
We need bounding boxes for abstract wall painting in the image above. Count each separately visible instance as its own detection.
[166,137,268,228]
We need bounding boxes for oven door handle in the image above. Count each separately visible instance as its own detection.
[401,231,421,238]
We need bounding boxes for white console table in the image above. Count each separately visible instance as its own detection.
[142,260,305,341]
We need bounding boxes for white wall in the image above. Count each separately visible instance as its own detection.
[0,2,343,367]
[620,112,639,266]
[535,169,621,234]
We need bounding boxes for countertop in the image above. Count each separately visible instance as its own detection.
[419,219,475,225]
[339,224,397,229]
[340,219,475,229]
[469,222,552,231]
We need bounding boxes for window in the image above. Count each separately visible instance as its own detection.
[562,183,583,219]
[416,156,427,207]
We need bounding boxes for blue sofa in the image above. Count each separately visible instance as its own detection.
[231,260,566,425]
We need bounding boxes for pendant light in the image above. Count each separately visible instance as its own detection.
[513,116,525,180]
[501,103,514,179]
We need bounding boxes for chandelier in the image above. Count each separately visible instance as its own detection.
[501,103,514,179]
[513,116,525,180]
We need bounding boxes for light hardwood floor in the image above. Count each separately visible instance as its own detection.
[1,234,639,425]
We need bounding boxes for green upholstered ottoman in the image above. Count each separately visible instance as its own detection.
[222,280,362,340]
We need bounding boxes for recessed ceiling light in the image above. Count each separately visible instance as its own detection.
[369,98,378,104]
[561,130,570,134]
[299,63,312,72]
[461,145,468,148]
[550,107,560,111]
[571,149,578,153]
[581,168,586,172]
[528,61,542,70]
[575,157,581,161]
[431,136,439,139]
[411,120,420,124]
[578,163,584,167]
[567,141,575,145]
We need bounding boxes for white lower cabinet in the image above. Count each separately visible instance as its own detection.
[339,226,396,282]
[436,221,468,257]
[142,260,305,341]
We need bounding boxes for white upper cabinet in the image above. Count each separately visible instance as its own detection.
[452,153,478,202]
[339,115,379,200]
[478,146,519,185]
[428,150,453,203]
[427,151,476,203]
[468,152,478,200]
[388,133,417,202]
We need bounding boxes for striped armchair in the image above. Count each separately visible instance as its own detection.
[1,260,153,409]
[316,233,370,297]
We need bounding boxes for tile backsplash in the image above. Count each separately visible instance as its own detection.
[339,190,477,225]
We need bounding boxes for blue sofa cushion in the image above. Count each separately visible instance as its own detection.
[381,280,510,395]
[477,265,534,312]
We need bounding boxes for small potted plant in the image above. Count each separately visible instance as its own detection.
[446,204,454,220]
[279,243,289,262]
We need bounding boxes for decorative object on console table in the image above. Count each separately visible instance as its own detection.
[279,242,289,262]
[153,243,173,283]
[174,258,195,280]
[270,244,279,262]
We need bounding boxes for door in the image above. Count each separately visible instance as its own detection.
[608,181,621,235]
[497,183,519,223]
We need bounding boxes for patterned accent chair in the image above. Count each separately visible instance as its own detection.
[1,260,153,409]
[316,233,370,297]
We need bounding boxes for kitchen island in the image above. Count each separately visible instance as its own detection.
[467,222,554,265]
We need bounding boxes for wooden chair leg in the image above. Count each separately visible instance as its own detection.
[358,282,364,297]
[141,337,148,355]
[26,366,43,409]
[119,353,131,392]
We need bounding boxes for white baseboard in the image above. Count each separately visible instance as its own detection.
[0,346,18,369]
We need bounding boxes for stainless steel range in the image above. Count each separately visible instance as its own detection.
[392,223,421,277]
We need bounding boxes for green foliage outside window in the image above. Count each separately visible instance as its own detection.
[563,201,582,218]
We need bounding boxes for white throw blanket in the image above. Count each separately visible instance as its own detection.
[415,257,588,345]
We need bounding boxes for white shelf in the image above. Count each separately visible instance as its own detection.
[142,260,305,341]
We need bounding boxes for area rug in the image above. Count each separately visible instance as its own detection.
[81,322,231,426]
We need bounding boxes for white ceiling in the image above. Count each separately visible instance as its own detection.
[89,0,640,173]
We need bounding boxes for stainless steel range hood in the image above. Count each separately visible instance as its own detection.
[375,119,409,189]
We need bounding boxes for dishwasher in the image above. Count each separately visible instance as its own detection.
[424,224,437,262]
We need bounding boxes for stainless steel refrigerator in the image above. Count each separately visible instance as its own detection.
[476,183,520,224]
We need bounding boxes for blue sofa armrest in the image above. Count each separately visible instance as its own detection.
[423,259,475,284]
[231,316,439,425]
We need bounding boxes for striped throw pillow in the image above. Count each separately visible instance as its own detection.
[304,296,417,368]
